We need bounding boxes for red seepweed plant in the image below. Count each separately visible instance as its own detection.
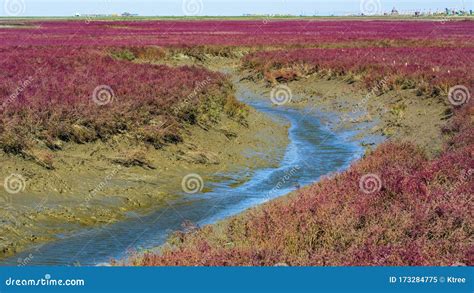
[243,47,474,98]
[133,102,473,266]
[0,47,240,153]
[0,19,472,266]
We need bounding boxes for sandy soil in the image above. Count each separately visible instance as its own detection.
[124,55,452,265]
[0,108,289,259]
[1,51,449,261]
[278,77,449,154]
[156,52,449,154]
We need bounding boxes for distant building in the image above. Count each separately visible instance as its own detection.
[73,12,131,18]
[121,12,139,17]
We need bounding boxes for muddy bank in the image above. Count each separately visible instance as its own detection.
[0,107,289,259]
[118,54,452,263]
[149,52,449,154]
[121,57,457,266]
[263,76,449,154]
[4,69,366,265]
[0,51,449,262]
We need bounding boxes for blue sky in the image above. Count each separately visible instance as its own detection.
[1,0,472,17]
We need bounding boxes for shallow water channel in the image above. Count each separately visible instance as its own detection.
[1,84,364,266]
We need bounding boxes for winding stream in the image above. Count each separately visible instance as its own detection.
[1,84,364,266]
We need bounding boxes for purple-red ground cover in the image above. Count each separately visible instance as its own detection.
[0,19,472,266]
[0,47,240,153]
[1,20,473,47]
[131,104,473,266]
[243,47,474,97]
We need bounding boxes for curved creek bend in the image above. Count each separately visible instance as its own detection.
[1,82,365,266]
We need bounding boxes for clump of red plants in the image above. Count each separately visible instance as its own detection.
[1,20,473,47]
[1,19,472,265]
[243,47,474,98]
[0,47,246,155]
[129,102,473,266]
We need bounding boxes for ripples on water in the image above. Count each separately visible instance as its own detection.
[1,89,364,266]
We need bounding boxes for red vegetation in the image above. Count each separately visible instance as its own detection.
[1,19,472,265]
[0,47,237,153]
[0,20,473,47]
[132,104,473,266]
[243,47,474,97]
